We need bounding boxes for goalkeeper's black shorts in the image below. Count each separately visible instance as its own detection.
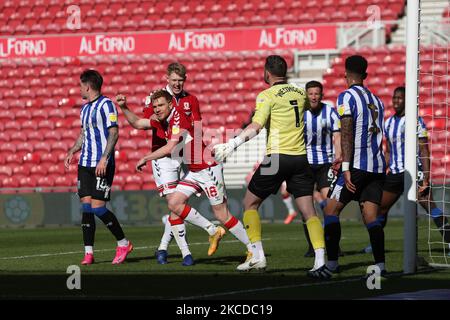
[247,154,314,200]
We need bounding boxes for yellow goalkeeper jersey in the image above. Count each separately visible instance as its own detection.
[252,82,309,156]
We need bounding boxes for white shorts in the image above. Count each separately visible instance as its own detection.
[176,164,227,206]
[152,157,182,197]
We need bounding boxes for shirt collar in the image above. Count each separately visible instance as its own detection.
[165,107,176,124]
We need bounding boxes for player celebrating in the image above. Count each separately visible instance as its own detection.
[362,86,450,254]
[141,63,206,266]
[65,69,132,265]
[323,55,387,276]
[214,55,330,278]
[116,87,225,266]
[129,90,256,270]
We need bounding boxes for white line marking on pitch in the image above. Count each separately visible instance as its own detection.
[176,277,363,300]
[0,238,278,260]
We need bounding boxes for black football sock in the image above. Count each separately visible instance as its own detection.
[324,215,341,261]
[93,207,125,241]
[81,212,96,246]
[367,222,385,264]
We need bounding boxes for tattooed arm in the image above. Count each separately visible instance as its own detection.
[96,126,119,177]
[340,116,356,193]
[64,128,84,169]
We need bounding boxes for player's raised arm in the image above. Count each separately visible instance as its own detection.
[115,94,152,130]
[213,93,268,162]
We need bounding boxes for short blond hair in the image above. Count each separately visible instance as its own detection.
[167,62,186,78]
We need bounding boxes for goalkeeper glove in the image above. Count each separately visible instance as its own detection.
[213,136,243,162]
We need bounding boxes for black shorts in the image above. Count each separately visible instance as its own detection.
[78,165,115,201]
[383,170,427,195]
[248,154,314,200]
[328,168,385,206]
[383,172,404,194]
[310,163,334,191]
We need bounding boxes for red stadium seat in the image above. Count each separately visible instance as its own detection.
[124,175,143,190]
[37,176,55,188]
[10,131,27,143]
[52,141,69,151]
[2,177,20,190]
[16,142,33,153]
[0,142,17,153]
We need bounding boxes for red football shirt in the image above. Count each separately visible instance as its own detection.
[154,108,215,172]
[143,89,201,152]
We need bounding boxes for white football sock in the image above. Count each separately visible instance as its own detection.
[283,196,296,214]
[158,216,174,251]
[85,246,93,254]
[117,238,129,247]
[182,206,217,236]
[251,241,264,260]
[228,219,250,245]
[171,224,191,258]
[314,248,325,269]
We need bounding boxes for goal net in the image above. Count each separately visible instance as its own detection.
[417,3,450,268]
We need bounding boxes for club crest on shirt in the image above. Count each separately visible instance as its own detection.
[183,102,190,110]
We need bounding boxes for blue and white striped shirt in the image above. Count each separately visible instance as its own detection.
[304,103,340,165]
[385,115,428,173]
[79,95,118,167]
[336,85,385,173]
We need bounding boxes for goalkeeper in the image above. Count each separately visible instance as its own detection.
[362,86,450,254]
[213,55,330,279]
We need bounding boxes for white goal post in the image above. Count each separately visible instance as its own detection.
[403,0,420,274]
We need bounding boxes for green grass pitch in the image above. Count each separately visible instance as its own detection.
[1,219,449,299]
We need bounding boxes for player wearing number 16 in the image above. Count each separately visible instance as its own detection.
[131,90,257,270]
[213,56,329,277]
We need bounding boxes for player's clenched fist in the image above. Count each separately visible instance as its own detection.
[115,94,127,108]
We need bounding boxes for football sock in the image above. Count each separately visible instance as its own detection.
[84,246,93,254]
[81,203,95,249]
[306,216,325,249]
[431,208,450,243]
[117,238,129,247]
[367,221,385,264]
[282,195,296,214]
[224,215,250,245]
[302,217,314,250]
[158,214,174,251]
[376,214,388,228]
[169,217,191,258]
[180,205,217,236]
[314,248,325,269]
[243,209,262,243]
[252,241,263,260]
[324,215,341,261]
[306,216,326,268]
[93,206,126,241]
[327,260,339,270]
[376,262,386,272]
